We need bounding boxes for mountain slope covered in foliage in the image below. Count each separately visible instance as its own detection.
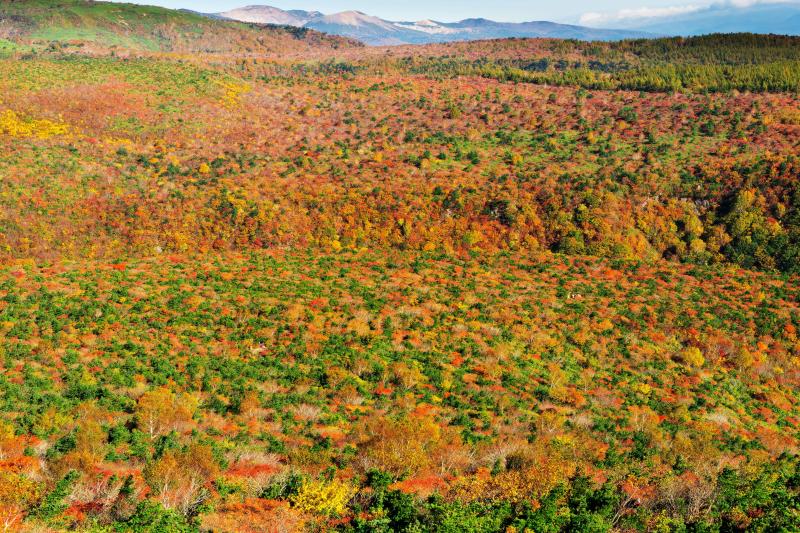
[0,3,798,531]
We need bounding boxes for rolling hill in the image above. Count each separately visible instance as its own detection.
[0,0,358,54]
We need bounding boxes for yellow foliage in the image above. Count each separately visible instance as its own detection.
[219,81,251,108]
[449,443,577,505]
[777,108,800,125]
[684,213,704,238]
[291,479,353,517]
[0,421,13,443]
[358,416,456,477]
[144,443,220,514]
[680,346,705,368]
[463,230,483,247]
[0,110,70,138]
[0,421,22,459]
[136,387,197,438]
[734,347,755,369]
[347,317,372,337]
[597,319,614,332]
[33,407,71,437]
[689,238,707,254]
[0,472,40,507]
[55,419,108,475]
[389,361,425,389]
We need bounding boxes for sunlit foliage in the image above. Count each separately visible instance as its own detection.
[0,2,798,530]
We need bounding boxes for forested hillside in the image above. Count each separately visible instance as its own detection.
[0,2,799,531]
[340,34,800,92]
[2,39,800,273]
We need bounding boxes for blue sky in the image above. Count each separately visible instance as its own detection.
[110,0,723,23]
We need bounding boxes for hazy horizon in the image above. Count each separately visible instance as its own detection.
[105,0,800,25]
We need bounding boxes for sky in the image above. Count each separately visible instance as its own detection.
[108,0,731,23]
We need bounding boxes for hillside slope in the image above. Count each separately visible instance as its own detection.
[0,0,358,53]
[0,11,799,533]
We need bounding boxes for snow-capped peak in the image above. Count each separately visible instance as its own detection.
[392,19,458,34]
[320,10,396,30]
[218,5,319,27]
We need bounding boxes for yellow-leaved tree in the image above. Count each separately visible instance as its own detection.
[291,479,353,517]
[136,388,197,438]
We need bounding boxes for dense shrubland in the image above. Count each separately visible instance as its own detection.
[0,251,798,531]
[1,50,799,273]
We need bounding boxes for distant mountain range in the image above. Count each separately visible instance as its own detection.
[581,1,800,36]
[214,2,800,46]
[215,6,656,45]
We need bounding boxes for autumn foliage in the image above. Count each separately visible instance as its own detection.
[0,3,798,531]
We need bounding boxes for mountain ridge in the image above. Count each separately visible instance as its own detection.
[216,4,656,45]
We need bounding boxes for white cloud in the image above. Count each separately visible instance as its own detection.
[579,0,796,26]
[580,5,703,26]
